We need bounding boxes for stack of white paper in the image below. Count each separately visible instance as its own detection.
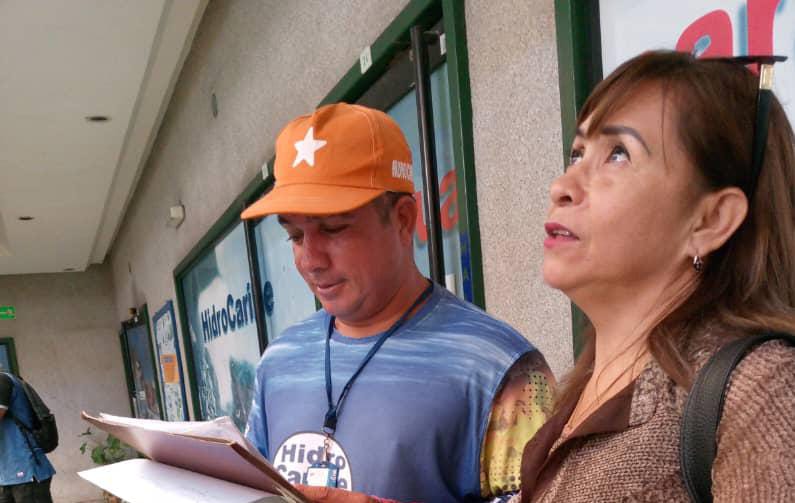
[79,459,288,503]
[79,412,308,503]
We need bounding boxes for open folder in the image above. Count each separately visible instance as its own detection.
[79,412,309,503]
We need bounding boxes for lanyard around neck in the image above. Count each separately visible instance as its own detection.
[323,282,434,436]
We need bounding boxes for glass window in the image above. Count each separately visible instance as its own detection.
[387,62,465,298]
[152,301,189,421]
[179,223,261,429]
[598,0,795,123]
[0,345,10,372]
[253,215,317,342]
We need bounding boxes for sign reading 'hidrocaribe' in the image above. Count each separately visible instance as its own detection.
[200,283,255,342]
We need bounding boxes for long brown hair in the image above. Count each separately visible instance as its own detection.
[558,50,795,407]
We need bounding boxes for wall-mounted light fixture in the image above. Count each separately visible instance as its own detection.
[167,204,185,228]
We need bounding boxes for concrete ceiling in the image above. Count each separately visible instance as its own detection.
[0,0,207,275]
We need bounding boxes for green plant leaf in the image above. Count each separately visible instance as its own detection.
[90,445,104,465]
[79,430,136,465]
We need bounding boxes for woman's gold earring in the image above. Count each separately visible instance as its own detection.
[692,255,704,272]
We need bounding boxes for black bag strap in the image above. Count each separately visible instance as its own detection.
[680,332,795,502]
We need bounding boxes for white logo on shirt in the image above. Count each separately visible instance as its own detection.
[274,432,353,489]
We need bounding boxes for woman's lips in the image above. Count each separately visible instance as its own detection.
[544,222,579,248]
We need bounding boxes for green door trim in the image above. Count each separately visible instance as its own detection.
[0,338,19,375]
[173,270,202,420]
[554,0,603,356]
[118,329,136,416]
[440,0,484,308]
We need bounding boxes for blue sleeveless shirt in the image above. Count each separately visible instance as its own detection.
[246,284,533,501]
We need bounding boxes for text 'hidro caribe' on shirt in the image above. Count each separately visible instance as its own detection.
[200,282,256,342]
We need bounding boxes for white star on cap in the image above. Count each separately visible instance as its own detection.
[292,127,327,168]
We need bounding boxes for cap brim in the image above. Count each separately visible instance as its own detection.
[241,183,385,219]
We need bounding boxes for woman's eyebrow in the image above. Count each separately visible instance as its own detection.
[575,125,652,155]
[601,125,651,154]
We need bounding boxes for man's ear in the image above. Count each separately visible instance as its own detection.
[393,195,418,246]
[690,187,748,256]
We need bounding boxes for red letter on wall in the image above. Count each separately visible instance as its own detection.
[747,0,780,59]
[439,170,459,231]
[414,191,428,244]
[676,10,733,57]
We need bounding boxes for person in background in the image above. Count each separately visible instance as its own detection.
[241,103,554,502]
[518,50,795,501]
[0,372,55,503]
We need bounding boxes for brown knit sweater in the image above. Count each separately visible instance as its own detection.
[517,339,795,502]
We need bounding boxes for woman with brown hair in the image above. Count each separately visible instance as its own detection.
[521,50,795,502]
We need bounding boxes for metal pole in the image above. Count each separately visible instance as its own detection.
[410,25,445,285]
[243,217,268,354]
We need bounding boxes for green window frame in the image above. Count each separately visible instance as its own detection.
[175,220,264,421]
[0,338,19,375]
[554,0,603,357]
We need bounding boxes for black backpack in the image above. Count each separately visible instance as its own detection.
[2,372,59,453]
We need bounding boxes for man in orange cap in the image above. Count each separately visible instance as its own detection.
[243,103,553,502]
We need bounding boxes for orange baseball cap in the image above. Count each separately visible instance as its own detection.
[241,103,414,219]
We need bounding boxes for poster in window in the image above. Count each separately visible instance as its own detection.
[599,0,795,124]
[180,223,261,430]
[254,215,317,343]
[153,300,189,421]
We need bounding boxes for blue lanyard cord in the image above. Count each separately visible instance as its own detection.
[323,282,434,435]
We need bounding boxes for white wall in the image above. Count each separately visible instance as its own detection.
[466,0,572,375]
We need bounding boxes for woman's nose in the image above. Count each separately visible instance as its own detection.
[549,167,584,207]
